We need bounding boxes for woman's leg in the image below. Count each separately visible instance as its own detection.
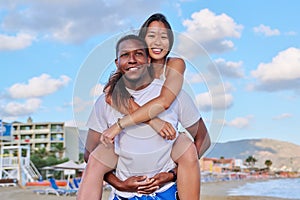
[77,143,118,200]
[171,133,200,200]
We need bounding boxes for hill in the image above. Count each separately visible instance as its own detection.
[206,138,300,171]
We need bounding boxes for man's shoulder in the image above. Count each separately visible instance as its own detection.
[94,93,107,106]
[152,78,164,84]
[175,89,196,107]
[151,79,164,87]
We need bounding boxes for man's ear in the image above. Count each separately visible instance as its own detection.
[147,56,151,65]
[115,58,118,67]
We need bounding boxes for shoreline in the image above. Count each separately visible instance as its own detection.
[201,179,288,200]
[0,179,290,200]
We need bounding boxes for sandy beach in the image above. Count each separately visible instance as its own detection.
[0,180,289,200]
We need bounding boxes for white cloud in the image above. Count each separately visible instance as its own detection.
[177,9,243,56]
[195,82,234,111]
[174,3,182,17]
[253,24,280,36]
[2,98,42,117]
[1,0,162,44]
[272,113,292,120]
[65,119,87,128]
[8,74,71,99]
[0,33,35,51]
[73,96,93,113]
[250,47,300,92]
[211,58,244,78]
[225,115,253,129]
[185,72,204,83]
[89,84,104,98]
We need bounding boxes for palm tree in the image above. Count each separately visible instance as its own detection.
[265,159,272,170]
[245,155,257,169]
[219,156,225,163]
[33,148,49,158]
[51,143,65,159]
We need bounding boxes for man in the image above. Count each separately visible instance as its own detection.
[79,34,210,200]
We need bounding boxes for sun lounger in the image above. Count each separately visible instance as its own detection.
[34,178,77,196]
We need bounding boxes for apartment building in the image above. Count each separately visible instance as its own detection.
[0,119,79,161]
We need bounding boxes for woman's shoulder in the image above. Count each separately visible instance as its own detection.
[166,57,186,70]
[167,57,184,63]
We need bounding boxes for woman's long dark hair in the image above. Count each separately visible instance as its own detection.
[138,13,174,57]
[103,34,150,111]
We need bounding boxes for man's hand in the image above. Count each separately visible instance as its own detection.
[137,172,172,194]
[149,118,176,140]
[100,124,121,146]
[117,176,155,192]
[105,171,175,195]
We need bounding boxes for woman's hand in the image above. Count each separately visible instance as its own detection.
[100,123,121,146]
[149,118,176,140]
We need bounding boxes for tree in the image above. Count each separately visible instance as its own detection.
[79,153,85,163]
[33,148,49,158]
[51,143,65,159]
[245,156,257,169]
[219,156,225,164]
[265,159,272,170]
[30,147,69,179]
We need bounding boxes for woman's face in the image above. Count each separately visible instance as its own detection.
[145,21,170,61]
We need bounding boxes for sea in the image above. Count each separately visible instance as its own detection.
[228,178,300,199]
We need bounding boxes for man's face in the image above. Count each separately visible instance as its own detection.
[115,39,150,83]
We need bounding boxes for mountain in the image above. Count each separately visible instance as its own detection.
[206,138,300,171]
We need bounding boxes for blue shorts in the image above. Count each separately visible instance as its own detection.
[113,184,178,200]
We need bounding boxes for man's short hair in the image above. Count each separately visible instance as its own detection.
[115,34,149,58]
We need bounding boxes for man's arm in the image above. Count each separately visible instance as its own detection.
[185,118,211,158]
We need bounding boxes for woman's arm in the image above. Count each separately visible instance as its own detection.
[121,58,185,126]
[101,98,176,145]
[101,58,185,144]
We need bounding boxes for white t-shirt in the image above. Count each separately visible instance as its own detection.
[86,79,200,198]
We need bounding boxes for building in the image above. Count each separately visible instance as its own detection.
[0,119,79,161]
[200,157,236,173]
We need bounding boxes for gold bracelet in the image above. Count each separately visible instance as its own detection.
[117,118,125,130]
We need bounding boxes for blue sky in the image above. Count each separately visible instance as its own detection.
[0,0,299,145]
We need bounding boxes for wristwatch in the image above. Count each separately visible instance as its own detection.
[168,169,177,182]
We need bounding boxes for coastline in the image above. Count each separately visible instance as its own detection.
[200,180,288,200]
[0,179,289,200]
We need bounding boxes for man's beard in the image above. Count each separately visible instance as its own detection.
[123,73,144,87]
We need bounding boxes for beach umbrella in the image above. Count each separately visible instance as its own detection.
[77,162,86,171]
[53,160,81,170]
[53,160,81,189]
